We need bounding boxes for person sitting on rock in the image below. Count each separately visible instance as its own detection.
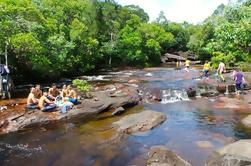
[27,87,39,109]
[48,83,60,101]
[38,92,57,112]
[234,68,246,96]
[34,84,42,99]
[66,85,78,104]
[61,85,69,98]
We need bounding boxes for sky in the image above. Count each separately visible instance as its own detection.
[115,0,229,24]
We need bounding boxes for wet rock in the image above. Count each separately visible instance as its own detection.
[206,140,251,166]
[241,115,251,128]
[217,84,226,93]
[147,146,191,166]
[112,107,125,116]
[145,73,153,77]
[227,84,236,93]
[186,88,196,98]
[201,90,219,97]
[113,110,166,134]
[0,84,140,135]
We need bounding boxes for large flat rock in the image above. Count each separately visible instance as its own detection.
[113,110,166,134]
[206,140,251,166]
[147,146,191,166]
[0,84,140,135]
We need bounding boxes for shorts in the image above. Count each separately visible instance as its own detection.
[236,83,242,91]
[27,103,38,109]
[69,98,78,105]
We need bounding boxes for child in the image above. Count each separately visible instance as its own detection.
[203,60,210,78]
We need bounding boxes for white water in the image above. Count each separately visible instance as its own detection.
[161,89,189,104]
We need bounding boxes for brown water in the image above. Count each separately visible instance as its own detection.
[1,67,251,166]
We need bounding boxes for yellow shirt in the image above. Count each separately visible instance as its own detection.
[203,63,210,70]
[185,60,190,67]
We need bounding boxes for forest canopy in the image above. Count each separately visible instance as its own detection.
[0,0,250,83]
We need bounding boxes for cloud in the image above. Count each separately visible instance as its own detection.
[115,0,229,23]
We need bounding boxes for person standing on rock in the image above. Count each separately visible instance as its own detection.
[203,60,210,78]
[184,59,190,72]
[234,68,245,96]
[217,61,226,82]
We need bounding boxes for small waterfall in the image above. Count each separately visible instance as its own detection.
[225,85,229,95]
[161,89,189,104]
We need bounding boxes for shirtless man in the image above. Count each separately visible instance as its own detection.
[217,61,226,82]
[48,83,60,100]
[27,88,38,109]
[34,84,42,99]
[66,85,78,104]
[38,92,56,111]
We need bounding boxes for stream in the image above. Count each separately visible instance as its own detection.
[0,67,251,166]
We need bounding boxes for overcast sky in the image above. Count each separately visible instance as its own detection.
[115,0,229,23]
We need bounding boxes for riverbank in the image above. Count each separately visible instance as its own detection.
[0,83,140,135]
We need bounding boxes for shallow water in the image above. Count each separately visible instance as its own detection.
[0,67,251,166]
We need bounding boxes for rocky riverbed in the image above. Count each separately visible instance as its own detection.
[1,67,251,166]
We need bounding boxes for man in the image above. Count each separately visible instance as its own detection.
[217,61,225,82]
[48,83,60,100]
[34,84,42,99]
[27,88,38,109]
[38,92,57,111]
[234,68,245,96]
[66,85,78,104]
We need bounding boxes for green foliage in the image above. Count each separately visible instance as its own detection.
[237,62,251,72]
[1,0,251,84]
[72,79,92,94]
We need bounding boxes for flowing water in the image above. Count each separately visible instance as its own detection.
[0,67,251,166]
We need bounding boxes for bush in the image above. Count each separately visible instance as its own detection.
[72,79,92,94]
[237,62,251,72]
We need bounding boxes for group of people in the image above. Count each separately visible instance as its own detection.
[177,58,246,95]
[27,84,78,112]
[202,60,246,95]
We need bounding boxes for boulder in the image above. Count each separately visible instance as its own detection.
[217,84,226,93]
[113,110,166,134]
[206,140,251,166]
[201,90,219,97]
[112,107,125,116]
[241,115,251,128]
[186,88,196,98]
[147,146,191,166]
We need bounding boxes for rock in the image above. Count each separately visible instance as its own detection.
[217,84,226,93]
[0,84,140,135]
[227,84,236,93]
[196,141,214,149]
[206,140,251,166]
[128,79,139,84]
[147,146,191,166]
[112,107,125,116]
[201,90,219,97]
[241,115,251,128]
[113,110,166,134]
[186,88,196,98]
